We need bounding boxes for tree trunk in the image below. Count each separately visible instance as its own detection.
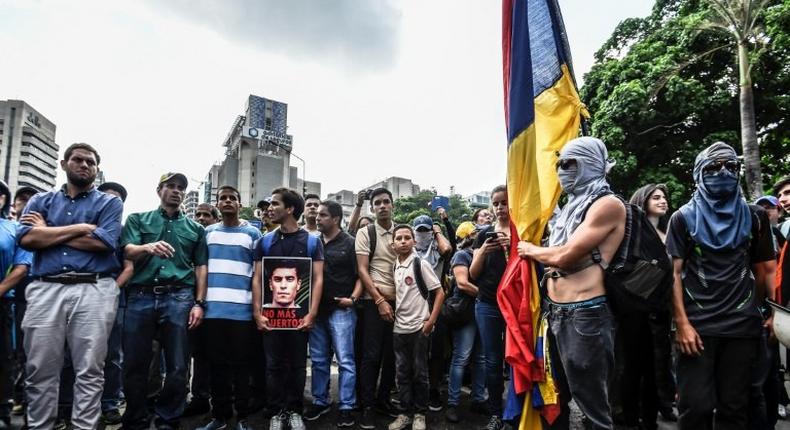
[737,40,763,199]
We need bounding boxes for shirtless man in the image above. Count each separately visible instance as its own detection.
[518,137,625,430]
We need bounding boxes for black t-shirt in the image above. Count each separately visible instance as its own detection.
[472,225,507,305]
[665,207,774,338]
[254,229,325,306]
[320,231,358,315]
[450,248,475,299]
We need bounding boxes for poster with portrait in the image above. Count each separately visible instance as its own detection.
[261,257,312,330]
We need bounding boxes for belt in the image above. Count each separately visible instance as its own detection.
[38,273,110,285]
[544,295,607,310]
[130,284,190,294]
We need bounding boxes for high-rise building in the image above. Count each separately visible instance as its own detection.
[204,94,320,206]
[362,176,420,201]
[184,190,200,219]
[0,100,59,191]
[465,191,491,208]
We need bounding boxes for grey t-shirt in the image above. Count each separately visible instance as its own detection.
[393,253,442,334]
[665,208,774,338]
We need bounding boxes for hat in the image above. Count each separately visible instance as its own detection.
[412,215,434,231]
[754,195,778,207]
[98,182,128,202]
[13,186,38,201]
[158,172,188,188]
[455,221,477,240]
[257,198,271,209]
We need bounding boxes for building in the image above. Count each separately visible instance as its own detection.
[94,170,106,188]
[203,95,319,206]
[465,191,491,209]
[327,177,421,221]
[0,100,59,191]
[184,190,200,219]
[326,189,357,220]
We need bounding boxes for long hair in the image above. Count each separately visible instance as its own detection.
[629,183,670,233]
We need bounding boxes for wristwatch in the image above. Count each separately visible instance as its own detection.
[194,299,207,309]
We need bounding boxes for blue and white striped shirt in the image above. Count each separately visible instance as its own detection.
[205,223,262,321]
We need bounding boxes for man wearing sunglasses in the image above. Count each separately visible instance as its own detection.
[517,136,624,429]
[665,142,775,430]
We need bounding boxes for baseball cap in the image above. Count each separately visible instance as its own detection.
[257,198,272,209]
[158,172,188,188]
[14,186,38,201]
[98,182,128,202]
[754,195,778,207]
[412,215,434,231]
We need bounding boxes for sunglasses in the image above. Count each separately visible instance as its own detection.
[556,159,577,170]
[703,159,739,175]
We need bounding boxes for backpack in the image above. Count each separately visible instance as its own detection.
[260,230,319,257]
[397,255,434,312]
[367,224,377,260]
[583,192,673,314]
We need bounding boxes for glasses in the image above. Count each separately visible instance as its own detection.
[703,159,739,175]
[556,159,577,170]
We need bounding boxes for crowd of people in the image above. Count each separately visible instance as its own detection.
[0,137,789,430]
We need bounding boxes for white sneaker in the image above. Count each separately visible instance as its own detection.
[412,413,426,430]
[388,414,411,430]
[269,414,285,430]
[288,412,306,430]
[779,404,787,419]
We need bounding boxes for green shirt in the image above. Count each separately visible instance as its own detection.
[121,208,208,287]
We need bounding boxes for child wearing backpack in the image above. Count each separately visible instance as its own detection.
[388,224,446,430]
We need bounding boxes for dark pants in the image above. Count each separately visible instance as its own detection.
[0,300,14,423]
[649,311,676,413]
[764,338,782,428]
[102,303,125,413]
[393,331,431,413]
[428,317,447,400]
[12,299,26,407]
[475,300,505,416]
[249,330,267,409]
[677,336,757,430]
[263,329,308,414]
[358,299,396,408]
[617,312,659,430]
[188,325,211,403]
[750,329,779,430]
[545,301,615,430]
[204,319,254,420]
[122,287,194,430]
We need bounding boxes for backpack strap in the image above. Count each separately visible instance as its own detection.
[306,233,318,257]
[261,231,277,256]
[413,256,429,301]
[367,224,377,260]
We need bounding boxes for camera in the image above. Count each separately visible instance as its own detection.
[365,189,373,200]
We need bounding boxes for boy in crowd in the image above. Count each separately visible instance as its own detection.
[387,225,445,430]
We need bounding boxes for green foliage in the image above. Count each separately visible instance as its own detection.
[239,206,255,220]
[392,190,473,230]
[581,0,790,203]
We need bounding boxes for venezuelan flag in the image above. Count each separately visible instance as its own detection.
[498,0,587,428]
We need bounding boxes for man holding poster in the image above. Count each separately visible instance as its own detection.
[252,188,324,430]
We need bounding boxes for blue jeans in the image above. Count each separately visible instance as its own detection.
[101,302,124,412]
[122,287,194,430]
[448,317,486,406]
[475,300,505,416]
[309,307,357,410]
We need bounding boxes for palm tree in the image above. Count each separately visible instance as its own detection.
[701,0,769,199]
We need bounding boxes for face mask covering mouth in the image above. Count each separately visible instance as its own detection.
[415,231,433,250]
[557,164,578,193]
[703,170,739,197]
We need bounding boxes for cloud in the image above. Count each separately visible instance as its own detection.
[147,0,401,71]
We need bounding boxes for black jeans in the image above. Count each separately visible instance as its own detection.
[358,299,396,408]
[263,329,308,414]
[393,331,431,413]
[188,324,211,402]
[649,310,676,413]
[545,300,615,430]
[204,319,254,420]
[428,317,447,399]
[677,336,757,430]
[617,312,659,430]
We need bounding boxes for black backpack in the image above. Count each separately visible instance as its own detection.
[584,192,673,313]
[395,255,434,312]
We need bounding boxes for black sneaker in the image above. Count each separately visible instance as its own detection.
[102,409,123,425]
[481,415,504,430]
[444,406,459,423]
[183,398,211,417]
[428,397,443,412]
[375,401,399,418]
[470,401,489,416]
[358,407,375,429]
[336,410,355,428]
[304,403,331,421]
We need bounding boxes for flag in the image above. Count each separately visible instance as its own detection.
[499,0,588,428]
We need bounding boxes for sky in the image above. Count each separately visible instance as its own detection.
[0,0,654,215]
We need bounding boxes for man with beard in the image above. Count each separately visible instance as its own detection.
[518,137,625,429]
[16,143,123,429]
[120,173,208,430]
[666,142,774,430]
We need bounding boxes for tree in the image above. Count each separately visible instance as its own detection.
[239,206,256,220]
[392,190,473,231]
[700,0,770,199]
[580,0,790,204]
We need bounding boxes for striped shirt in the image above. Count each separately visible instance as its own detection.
[205,223,262,321]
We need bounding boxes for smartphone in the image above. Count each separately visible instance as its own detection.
[485,231,500,241]
[431,196,450,211]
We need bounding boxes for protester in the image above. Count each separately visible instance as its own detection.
[252,188,324,430]
[387,224,445,430]
[0,180,32,430]
[518,137,624,430]
[347,190,367,236]
[197,186,261,430]
[666,142,774,430]
[355,187,399,429]
[17,143,123,429]
[470,185,511,430]
[195,202,220,228]
[302,193,321,236]
[472,208,493,226]
[445,221,487,423]
[305,200,361,427]
[120,172,208,430]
